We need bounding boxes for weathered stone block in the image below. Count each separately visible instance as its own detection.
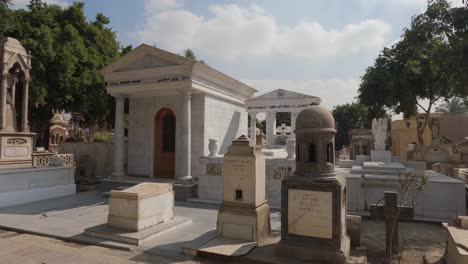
[108,183,174,231]
[370,150,391,162]
[346,215,361,247]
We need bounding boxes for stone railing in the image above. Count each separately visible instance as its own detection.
[32,152,55,167]
[32,152,75,167]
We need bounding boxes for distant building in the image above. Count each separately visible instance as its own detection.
[391,114,468,157]
[48,110,70,151]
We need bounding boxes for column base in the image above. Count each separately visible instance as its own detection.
[177,175,194,183]
[110,172,126,178]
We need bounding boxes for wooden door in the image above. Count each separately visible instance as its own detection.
[154,108,176,178]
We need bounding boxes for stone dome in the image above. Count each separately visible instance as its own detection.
[295,103,336,131]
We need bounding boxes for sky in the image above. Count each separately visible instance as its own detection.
[11,0,465,110]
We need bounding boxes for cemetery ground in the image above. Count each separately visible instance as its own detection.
[0,190,448,264]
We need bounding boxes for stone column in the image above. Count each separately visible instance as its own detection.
[112,95,126,177]
[266,112,276,148]
[179,92,192,181]
[0,73,7,131]
[249,112,257,146]
[290,112,298,139]
[21,79,30,132]
[11,77,16,107]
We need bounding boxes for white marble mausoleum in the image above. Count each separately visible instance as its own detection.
[102,44,257,180]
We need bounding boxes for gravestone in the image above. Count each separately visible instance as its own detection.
[107,182,174,231]
[0,37,36,168]
[85,182,191,245]
[217,135,271,243]
[276,103,350,264]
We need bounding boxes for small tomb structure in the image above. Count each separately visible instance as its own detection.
[277,102,350,263]
[217,135,271,243]
[246,89,320,149]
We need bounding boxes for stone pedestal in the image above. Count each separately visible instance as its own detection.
[0,132,35,168]
[277,175,350,264]
[371,150,391,162]
[216,135,271,243]
[108,182,174,231]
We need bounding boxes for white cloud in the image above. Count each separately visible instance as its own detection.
[144,0,181,11]
[361,0,464,8]
[137,2,391,61]
[12,0,69,9]
[241,79,361,110]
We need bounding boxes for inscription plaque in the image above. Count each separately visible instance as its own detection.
[4,146,29,157]
[224,157,250,181]
[288,189,332,239]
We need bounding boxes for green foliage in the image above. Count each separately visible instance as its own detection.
[184,48,206,64]
[358,0,468,144]
[276,112,291,126]
[91,131,110,142]
[0,0,120,146]
[332,103,387,150]
[435,97,468,115]
[121,45,133,55]
[184,49,196,60]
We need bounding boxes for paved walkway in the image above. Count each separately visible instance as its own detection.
[0,191,281,258]
[0,229,200,264]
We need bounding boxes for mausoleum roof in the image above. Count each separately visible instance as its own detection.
[296,103,336,131]
[245,89,321,113]
[101,44,257,104]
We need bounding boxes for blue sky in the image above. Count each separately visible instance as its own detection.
[12,0,464,109]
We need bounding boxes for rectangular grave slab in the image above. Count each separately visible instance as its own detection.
[108,182,174,231]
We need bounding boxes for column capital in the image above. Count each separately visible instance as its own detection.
[249,112,258,118]
[177,88,193,96]
[114,94,127,101]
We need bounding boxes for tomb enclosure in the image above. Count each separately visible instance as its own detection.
[245,89,320,149]
[338,118,466,222]
[102,44,256,184]
[0,37,76,207]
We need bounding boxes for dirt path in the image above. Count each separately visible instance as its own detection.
[362,219,446,264]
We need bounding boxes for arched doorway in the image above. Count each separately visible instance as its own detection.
[154,108,176,178]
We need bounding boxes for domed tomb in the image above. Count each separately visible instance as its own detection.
[277,102,350,264]
[294,102,337,178]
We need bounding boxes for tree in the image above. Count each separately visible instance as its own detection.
[1,0,120,146]
[121,45,133,55]
[184,49,196,60]
[359,0,467,145]
[332,103,387,150]
[435,97,468,114]
[184,48,206,64]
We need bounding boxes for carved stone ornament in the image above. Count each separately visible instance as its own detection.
[7,138,27,145]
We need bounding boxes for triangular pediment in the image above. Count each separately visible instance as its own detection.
[102,44,195,74]
[117,54,178,71]
[6,53,30,71]
[248,89,319,101]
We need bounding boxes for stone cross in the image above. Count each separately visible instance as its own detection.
[372,118,387,151]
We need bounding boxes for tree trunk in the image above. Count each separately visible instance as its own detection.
[416,101,434,145]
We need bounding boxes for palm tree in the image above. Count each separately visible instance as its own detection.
[435,97,468,115]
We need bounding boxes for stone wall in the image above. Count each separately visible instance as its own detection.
[0,166,76,207]
[198,155,295,208]
[203,95,248,156]
[127,95,205,177]
[127,94,247,178]
[58,142,119,179]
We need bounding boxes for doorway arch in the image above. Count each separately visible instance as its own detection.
[154,108,176,178]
